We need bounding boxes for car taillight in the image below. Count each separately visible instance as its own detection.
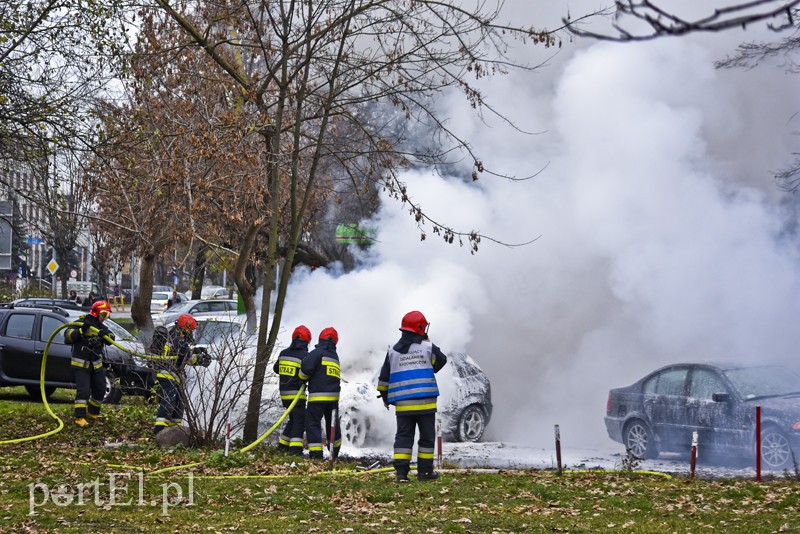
[606,394,612,414]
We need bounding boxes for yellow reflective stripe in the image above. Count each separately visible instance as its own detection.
[418,451,434,460]
[395,402,437,412]
[394,453,412,460]
[377,385,388,392]
[308,445,323,452]
[307,396,339,402]
[156,372,180,382]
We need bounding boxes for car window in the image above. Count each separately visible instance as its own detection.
[688,369,727,400]
[5,314,35,339]
[40,316,67,344]
[209,302,227,312]
[105,319,135,341]
[192,302,210,313]
[224,301,237,311]
[167,301,194,313]
[651,368,688,396]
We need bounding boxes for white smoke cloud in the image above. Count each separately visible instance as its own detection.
[280,2,800,449]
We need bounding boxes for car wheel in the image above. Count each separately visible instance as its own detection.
[342,411,368,448]
[25,385,56,401]
[623,419,658,459]
[761,426,794,470]
[455,404,487,442]
[103,371,123,404]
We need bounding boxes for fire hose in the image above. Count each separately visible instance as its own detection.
[0,322,302,453]
[0,325,674,481]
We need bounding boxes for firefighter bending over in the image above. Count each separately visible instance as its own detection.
[65,300,115,427]
[378,310,447,482]
[299,327,342,460]
[151,313,205,435]
[273,325,312,456]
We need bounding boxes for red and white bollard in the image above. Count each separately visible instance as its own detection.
[554,424,562,475]
[689,430,698,480]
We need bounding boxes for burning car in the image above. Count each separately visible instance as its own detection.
[338,352,493,447]
[185,317,492,446]
[605,362,800,470]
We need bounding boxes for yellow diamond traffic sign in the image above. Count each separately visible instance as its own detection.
[46,259,59,276]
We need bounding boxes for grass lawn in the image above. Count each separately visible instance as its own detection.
[1,387,798,533]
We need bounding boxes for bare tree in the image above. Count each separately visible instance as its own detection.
[147,0,574,440]
[565,1,800,41]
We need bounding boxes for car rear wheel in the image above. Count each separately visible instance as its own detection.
[623,419,658,459]
[25,385,56,401]
[103,371,123,404]
[455,404,487,442]
[761,427,793,470]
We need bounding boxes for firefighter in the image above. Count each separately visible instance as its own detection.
[378,310,448,482]
[152,313,198,435]
[299,327,341,460]
[273,325,312,456]
[64,300,115,427]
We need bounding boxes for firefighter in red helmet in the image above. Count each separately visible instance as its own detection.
[299,327,342,460]
[64,300,115,427]
[152,313,200,435]
[273,325,312,456]
[378,310,448,482]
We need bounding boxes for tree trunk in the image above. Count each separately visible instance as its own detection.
[190,244,207,300]
[131,253,155,332]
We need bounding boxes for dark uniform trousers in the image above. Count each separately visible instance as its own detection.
[74,362,105,419]
[394,413,436,476]
[279,398,306,455]
[306,402,341,460]
[154,377,184,434]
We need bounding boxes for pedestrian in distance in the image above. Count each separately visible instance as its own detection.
[167,290,180,309]
[150,313,208,435]
[64,300,115,427]
[378,310,448,482]
[299,327,342,460]
[67,290,82,306]
[273,325,312,456]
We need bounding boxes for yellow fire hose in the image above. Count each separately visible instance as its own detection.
[0,323,674,481]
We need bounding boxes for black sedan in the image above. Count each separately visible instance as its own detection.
[605,362,800,470]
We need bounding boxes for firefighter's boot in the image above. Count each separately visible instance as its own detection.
[417,470,440,481]
[395,466,410,483]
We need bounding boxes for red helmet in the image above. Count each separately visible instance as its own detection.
[90,300,112,319]
[319,326,338,345]
[176,314,198,331]
[400,310,428,335]
[292,325,312,343]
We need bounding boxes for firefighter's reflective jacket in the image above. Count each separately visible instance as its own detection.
[299,338,340,403]
[377,330,447,415]
[151,327,194,382]
[64,314,114,370]
[273,337,309,401]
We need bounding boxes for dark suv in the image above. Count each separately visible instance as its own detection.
[0,304,153,403]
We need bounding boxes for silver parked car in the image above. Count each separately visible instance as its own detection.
[153,299,238,327]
